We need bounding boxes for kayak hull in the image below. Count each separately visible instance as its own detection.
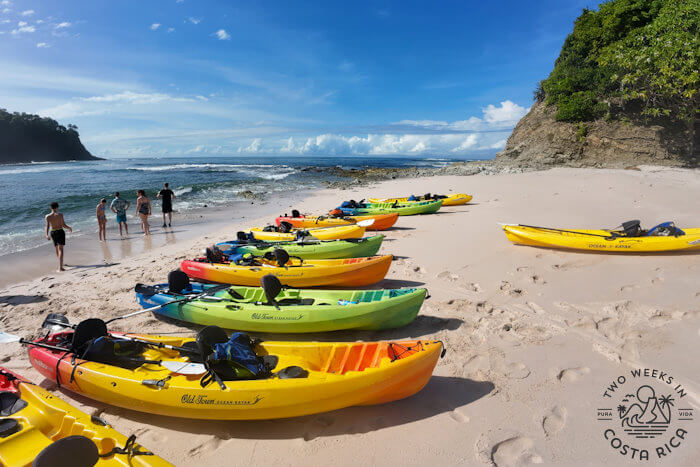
[28,334,443,420]
[503,225,700,252]
[136,284,426,332]
[180,255,393,287]
[369,193,472,206]
[217,235,384,259]
[248,224,364,241]
[275,212,399,231]
[0,368,171,466]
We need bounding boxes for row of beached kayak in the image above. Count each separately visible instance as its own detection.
[7,192,467,465]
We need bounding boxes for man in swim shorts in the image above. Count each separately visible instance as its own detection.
[157,182,176,228]
[110,192,131,237]
[45,202,73,272]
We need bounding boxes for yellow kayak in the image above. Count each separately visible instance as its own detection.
[247,223,365,241]
[369,193,472,206]
[0,367,171,466]
[29,332,443,420]
[502,224,700,252]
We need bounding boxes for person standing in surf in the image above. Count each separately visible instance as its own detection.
[135,189,152,236]
[110,192,130,237]
[96,198,108,241]
[45,202,73,272]
[157,182,176,228]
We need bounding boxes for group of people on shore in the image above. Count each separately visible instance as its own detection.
[45,183,176,271]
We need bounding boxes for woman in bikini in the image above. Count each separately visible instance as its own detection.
[96,198,108,241]
[135,190,152,236]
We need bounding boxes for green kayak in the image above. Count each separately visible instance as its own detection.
[216,234,383,259]
[338,199,442,216]
[135,281,426,333]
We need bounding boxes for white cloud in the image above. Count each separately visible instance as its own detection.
[238,138,263,153]
[17,21,26,26]
[396,100,529,132]
[150,23,161,31]
[176,0,185,3]
[483,100,528,123]
[0,19,10,23]
[167,27,175,33]
[20,9,33,16]
[0,0,11,5]
[2,8,10,14]
[187,17,201,25]
[83,91,195,104]
[279,133,480,156]
[11,24,35,34]
[54,22,71,29]
[36,42,49,48]
[215,29,230,40]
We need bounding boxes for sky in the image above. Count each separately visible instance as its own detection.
[0,0,595,158]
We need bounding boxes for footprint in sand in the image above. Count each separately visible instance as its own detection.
[450,409,470,423]
[463,282,482,292]
[188,437,224,456]
[437,271,460,281]
[491,436,542,466]
[620,284,640,292]
[526,302,545,314]
[542,406,567,437]
[557,367,590,383]
[530,275,545,285]
[499,281,524,297]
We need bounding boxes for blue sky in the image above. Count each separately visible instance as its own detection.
[0,0,594,157]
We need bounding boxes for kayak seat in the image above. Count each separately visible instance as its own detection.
[32,435,99,467]
[0,418,21,438]
[0,391,28,416]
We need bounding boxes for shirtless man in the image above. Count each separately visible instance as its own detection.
[45,202,73,272]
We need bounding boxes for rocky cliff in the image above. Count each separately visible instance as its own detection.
[494,101,697,169]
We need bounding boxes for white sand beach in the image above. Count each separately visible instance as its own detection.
[1,166,698,466]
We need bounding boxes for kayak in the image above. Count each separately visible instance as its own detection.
[0,367,171,466]
[502,224,700,252]
[217,235,384,259]
[181,255,393,287]
[369,193,472,206]
[247,224,365,241]
[275,212,398,231]
[28,331,443,420]
[338,199,442,216]
[135,282,426,332]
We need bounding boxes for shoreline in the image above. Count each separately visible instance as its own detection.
[1,167,698,465]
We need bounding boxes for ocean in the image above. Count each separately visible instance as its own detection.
[0,155,472,257]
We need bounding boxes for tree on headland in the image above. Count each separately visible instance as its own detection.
[0,108,100,164]
[538,0,698,155]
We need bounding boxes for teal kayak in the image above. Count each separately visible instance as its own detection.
[216,234,383,259]
[135,282,426,333]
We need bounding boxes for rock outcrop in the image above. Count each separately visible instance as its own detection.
[495,101,697,169]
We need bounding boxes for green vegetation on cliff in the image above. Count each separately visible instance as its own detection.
[0,108,99,164]
[537,0,699,125]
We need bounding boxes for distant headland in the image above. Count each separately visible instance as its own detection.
[0,108,102,165]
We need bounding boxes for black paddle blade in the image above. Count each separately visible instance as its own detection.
[134,283,161,296]
[41,313,71,332]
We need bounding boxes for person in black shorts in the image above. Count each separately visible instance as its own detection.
[157,182,176,227]
[45,202,73,272]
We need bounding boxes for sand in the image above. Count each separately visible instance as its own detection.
[1,166,698,466]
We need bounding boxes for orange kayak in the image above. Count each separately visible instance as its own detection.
[181,255,393,287]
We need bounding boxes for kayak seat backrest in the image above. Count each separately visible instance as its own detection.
[32,435,99,467]
[70,319,109,354]
[0,391,28,417]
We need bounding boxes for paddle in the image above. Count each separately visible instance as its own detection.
[501,223,617,239]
